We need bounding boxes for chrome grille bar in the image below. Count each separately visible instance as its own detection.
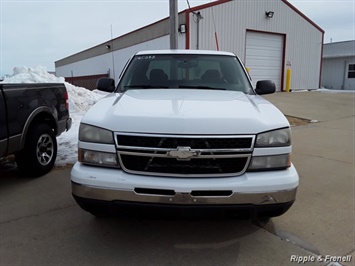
[114,132,255,177]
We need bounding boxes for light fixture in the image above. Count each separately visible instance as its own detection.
[196,11,203,20]
[178,24,186,34]
[105,45,111,49]
[265,11,274,18]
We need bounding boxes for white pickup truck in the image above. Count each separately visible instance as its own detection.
[71,50,299,218]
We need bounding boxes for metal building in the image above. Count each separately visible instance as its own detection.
[321,40,355,90]
[55,0,324,91]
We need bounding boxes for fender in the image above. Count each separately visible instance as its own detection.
[19,106,58,150]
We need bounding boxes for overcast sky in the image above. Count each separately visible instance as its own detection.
[1,0,354,77]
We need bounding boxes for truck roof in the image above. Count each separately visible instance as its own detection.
[135,50,236,56]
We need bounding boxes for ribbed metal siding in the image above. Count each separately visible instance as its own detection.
[56,35,183,81]
[189,0,323,90]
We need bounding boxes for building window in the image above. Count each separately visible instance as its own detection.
[348,64,355,78]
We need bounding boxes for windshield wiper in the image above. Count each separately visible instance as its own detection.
[178,85,226,90]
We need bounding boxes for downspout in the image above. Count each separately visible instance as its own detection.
[196,14,200,49]
[185,10,190,49]
[319,33,324,89]
[342,61,347,90]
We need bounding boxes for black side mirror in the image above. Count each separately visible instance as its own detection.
[96,78,115,92]
[255,80,276,95]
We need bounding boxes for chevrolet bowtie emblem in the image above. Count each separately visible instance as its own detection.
[167,146,200,161]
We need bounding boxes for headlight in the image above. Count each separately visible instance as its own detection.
[79,148,119,168]
[255,128,291,147]
[79,124,114,144]
[248,154,291,171]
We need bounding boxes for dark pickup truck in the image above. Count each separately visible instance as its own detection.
[0,83,72,176]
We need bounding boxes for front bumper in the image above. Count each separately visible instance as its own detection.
[72,181,297,206]
[71,162,298,206]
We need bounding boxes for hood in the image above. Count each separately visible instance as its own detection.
[82,89,289,135]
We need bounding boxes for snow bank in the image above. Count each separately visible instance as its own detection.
[316,88,355,94]
[2,66,108,166]
[4,66,66,83]
[290,88,355,93]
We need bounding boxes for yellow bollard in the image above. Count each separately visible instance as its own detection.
[286,68,291,92]
[246,67,250,74]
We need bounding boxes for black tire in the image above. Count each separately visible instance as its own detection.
[16,123,57,177]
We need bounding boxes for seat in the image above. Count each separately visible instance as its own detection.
[201,69,222,83]
[149,69,168,86]
[130,71,148,86]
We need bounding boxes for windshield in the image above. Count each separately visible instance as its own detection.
[117,54,253,93]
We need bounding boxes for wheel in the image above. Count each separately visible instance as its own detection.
[16,123,57,177]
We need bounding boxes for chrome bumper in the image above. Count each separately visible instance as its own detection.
[72,182,297,206]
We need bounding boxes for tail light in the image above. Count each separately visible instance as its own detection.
[65,91,69,110]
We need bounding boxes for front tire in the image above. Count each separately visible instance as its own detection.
[16,124,57,177]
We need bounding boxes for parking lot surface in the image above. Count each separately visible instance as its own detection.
[1,91,354,265]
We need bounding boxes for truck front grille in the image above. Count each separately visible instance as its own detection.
[120,155,249,175]
[115,133,254,177]
[117,135,252,149]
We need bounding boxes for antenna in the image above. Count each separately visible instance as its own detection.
[110,25,116,80]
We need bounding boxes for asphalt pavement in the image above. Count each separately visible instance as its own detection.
[0,91,354,266]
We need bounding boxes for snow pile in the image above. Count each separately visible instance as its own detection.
[9,66,66,83]
[2,66,108,166]
[65,83,108,113]
[316,88,355,94]
[291,88,355,93]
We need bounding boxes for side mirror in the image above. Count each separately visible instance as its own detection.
[96,78,115,92]
[255,80,276,95]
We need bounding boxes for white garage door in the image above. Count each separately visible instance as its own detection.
[245,31,284,91]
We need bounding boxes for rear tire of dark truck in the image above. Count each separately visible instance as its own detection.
[16,124,57,177]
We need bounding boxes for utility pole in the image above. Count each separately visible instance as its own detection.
[169,0,178,49]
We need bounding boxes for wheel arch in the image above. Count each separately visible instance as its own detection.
[20,107,58,150]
